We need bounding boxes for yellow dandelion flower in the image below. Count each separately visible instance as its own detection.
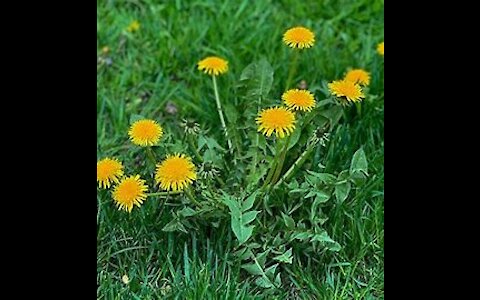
[282,89,316,112]
[97,158,124,189]
[128,119,164,147]
[257,107,296,138]
[344,69,371,86]
[377,42,384,56]
[198,56,229,76]
[155,154,197,192]
[328,80,365,103]
[112,175,148,213]
[127,20,140,32]
[283,26,315,49]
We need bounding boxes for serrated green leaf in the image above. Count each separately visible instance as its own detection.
[275,273,282,287]
[273,249,293,264]
[350,148,368,175]
[264,263,279,278]
[241,263,263,276]
[224,194,258,245]
[281,213,296,229]
[306,171,337,184]
[242,211,260,225]
[255,276,274,289]
[312,231,336,243]
[314,191,331,203]
[162,218,187,233]
[292,232,312,241]
[242,191,258,211]
[335,182,351,203]
[312,231,342,251]
[232,221,254,245]
[223,195,241,217]
[337,170,350,182]
[240,57,274,100]
[256,250,270,267]
[351,171,368,186]
[320,105,343,127]
[179,207,197,217]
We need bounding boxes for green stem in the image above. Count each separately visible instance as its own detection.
[274,142,316,189]
[261,140,283,190]
[146,147,157,167]
[355,101,362,117]
[212,75,233,152]
[303,110,317,128]
[271,135,292,185]
[185,188,201,206]
[187,135,203,162]
[285,50,300,90]
[147,191,182,197]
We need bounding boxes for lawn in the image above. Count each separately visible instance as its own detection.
[97,0,384,299]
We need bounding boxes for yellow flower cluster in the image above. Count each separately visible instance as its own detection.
[328,68,372,104]
[256,86,319,139]
[97,118,197,213]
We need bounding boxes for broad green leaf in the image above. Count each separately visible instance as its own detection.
[162,218,187,233]
[242,191,258,211]
[179,207,197,217]
[351,171,368,186]
[223,194,257,245]
[305,190,317,199]
[240,57,274,100]
[312,231,336,243]
[224,102,239,123]
[287,127,302,150]
[264,263,279,278]
[223,195,241,217]
[321,105,343,127]
[242,211,260,225]
[314,191,331,203]
[306,171,337,185]
[255,276,274,289]
[241,263,263,276]
[275,273,282,287]
[273,249,293,264]
[335,182,351,203]
[312,231,342,252]
[337,170,350,182]
[232,221,254,245]
[256,250,270,267]
[350,148,368,175]
[281,213,296,229]
[292,232,312,241]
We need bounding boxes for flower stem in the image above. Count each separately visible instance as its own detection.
[261,141,283,190]
[147,191,182,197]
[212,75,233,152]
[187,134,204,163]
[285,50,300,90]
[146,147,157,167]
[271,135,292,185]
[273,142,316,189]
[185,188,201,206]
[355,101,362,117]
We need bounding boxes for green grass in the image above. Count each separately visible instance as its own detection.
[97,0,384,299]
